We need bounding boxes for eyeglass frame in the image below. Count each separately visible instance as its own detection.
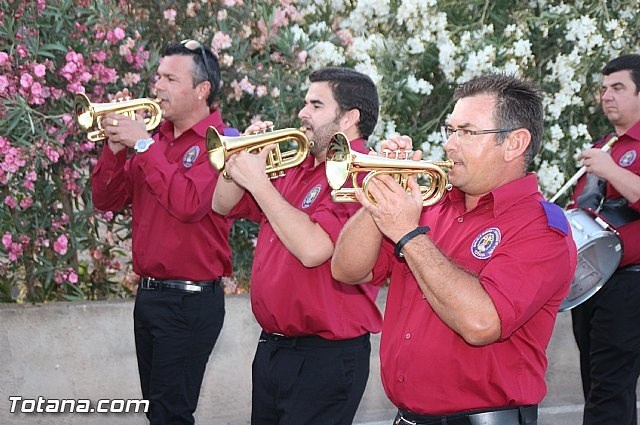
[440,125,517,142]
[180,39,213,84]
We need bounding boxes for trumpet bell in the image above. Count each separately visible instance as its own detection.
[326,132,454,206]
[325,132,352,190]
[74,93,95,131]
[206,126,309,179]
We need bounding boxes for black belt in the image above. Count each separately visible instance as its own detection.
[139,277,221,293]
[621,264,640,273]
[259,331,369,348]
[396,405,538,425]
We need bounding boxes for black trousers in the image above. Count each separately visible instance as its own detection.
[572,268,640,425]
[251,331,371,425]
[133,283,225,425]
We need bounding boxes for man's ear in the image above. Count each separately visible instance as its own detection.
[340,108,361,134]
[504,128,531,162]
[197,80,211,102]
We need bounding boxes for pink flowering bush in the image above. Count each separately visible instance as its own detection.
[0,0,156,302]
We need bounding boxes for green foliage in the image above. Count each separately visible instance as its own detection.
[1,0,639,302]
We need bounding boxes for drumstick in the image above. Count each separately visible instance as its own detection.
[549,136,618,203]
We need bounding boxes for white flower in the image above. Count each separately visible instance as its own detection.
[537,161,566,196]
[406,75,433,95]
[308,42,346,68]
[406,36,425,55]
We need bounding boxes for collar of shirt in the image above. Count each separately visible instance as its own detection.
[446,173,541,218]
[156,109,225,142]
[623,120,640,142]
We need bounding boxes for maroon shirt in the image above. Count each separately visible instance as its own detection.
[92,110,234,280]
[570,121,640,267]
[371,173,577,414]
[229,138,383,340]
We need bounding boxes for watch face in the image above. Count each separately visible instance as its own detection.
[135,138,154,152]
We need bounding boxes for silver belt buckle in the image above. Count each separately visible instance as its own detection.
[395,414,416,425]
[181,282,202,292]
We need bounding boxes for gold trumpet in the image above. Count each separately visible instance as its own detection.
[326,132,454,206]
[74,93,163,142]
[206,127,309,179]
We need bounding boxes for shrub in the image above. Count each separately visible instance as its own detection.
[1,0,638,302]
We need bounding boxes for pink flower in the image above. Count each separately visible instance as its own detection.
[4,196,17,208]
[163,9,177,23]
[0,75,8,94]
[2,233,12,249]
[30,82,43,96]
[256,85,267,98]
[212,31,233,53]
[0,52,9,66]
[33,63,46,77]
[20,73,34,88]
[53,234,68,255]
[113,27,126,40]
[68,271,78,284]
[19,196,33,208]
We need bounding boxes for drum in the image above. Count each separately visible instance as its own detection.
[559,209,623,312]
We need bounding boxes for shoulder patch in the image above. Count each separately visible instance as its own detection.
[540,200,569,235]
[222,127,240,137]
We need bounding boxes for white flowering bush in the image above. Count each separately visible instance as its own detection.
[1,0,638,301]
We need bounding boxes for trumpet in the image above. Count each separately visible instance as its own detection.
[74,93,163,142]
[206,126,309,179]
[326,132,454,206]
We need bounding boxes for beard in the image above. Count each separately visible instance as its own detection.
[307,117,342,158]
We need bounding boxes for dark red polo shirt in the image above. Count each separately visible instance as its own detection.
[571,121,640,267]
[92,110,235,280]
[371,173,577,414]
[229,138,383,340]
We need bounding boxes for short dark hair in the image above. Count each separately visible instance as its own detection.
[603,54,640,93]
[453,73,543,168]
[163,42,221,107]
[309,67,379,139]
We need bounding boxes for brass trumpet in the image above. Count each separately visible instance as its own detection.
[74,93,163,142]
[326,132,454,206]
[206,126,309,179]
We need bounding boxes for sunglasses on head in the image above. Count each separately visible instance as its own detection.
[180,39,213,83]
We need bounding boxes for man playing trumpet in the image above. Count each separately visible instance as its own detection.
[212,67,383,425]
[332,74,577,425]
[91,40,238,425]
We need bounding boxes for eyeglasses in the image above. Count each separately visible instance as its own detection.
[441,125,516,142]
[180,39,212,82]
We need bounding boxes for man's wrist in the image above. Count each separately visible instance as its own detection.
[394,226,430,259]
[134,138,155,153]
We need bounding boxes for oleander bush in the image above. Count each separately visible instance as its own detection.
[1,0,638,302]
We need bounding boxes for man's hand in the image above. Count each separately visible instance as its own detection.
[244,120,274,135]
[101,89,151,153]
[225,144,277,192]
[355,173,423,243]
[579,148,617,180]
[378,134,421,160]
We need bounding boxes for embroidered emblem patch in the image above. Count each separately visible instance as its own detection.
[302,184,322,209]
[471,227,502,260]
[183,146,200,168]
[619,150,637,167]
